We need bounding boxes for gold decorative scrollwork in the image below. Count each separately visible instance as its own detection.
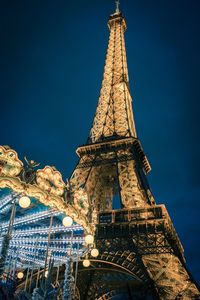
[0,146,95,234]
[36,166,65,196]
[0,146,23,177]
[0,176,94,234]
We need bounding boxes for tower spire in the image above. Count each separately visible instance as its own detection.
[88,7,137,143]
[115,0,120,13]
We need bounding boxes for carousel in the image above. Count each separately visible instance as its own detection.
[0,145,98,299]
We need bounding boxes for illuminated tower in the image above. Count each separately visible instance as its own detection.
[70,2,200,299]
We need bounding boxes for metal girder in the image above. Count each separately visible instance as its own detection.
[70,145,152,210]
[95,206,200,299]
[76,264,154,300]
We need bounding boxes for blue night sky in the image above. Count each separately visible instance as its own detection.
[1,0,200,283]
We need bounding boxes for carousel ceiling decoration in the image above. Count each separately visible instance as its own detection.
[0,145,94,235]
[0,145,100,298]
[0,188,85,268]
[0,146,98,279]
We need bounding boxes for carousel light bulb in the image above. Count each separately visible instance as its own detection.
[84,234,94,244]
[91,248,99,258]
[17,271,24,279]
[62,216,73,227]
[19,196,31,208]
[83,259,90,267]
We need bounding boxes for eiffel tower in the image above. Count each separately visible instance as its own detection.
[69,2,200,299]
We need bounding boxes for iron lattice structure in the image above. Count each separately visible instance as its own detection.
[0,189,85,270]
[70,7,200,300]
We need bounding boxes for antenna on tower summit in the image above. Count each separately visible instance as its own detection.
[115,0,120,13]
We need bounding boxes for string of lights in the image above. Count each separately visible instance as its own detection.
[0,193,16,210]
[0,189,89,280]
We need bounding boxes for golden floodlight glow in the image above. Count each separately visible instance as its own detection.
[19,196,31,209]
[83,259,90,267]
[17,271,24,279]
[62,216,73,227]
[91,248,99,258]
[85,234,94,244]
